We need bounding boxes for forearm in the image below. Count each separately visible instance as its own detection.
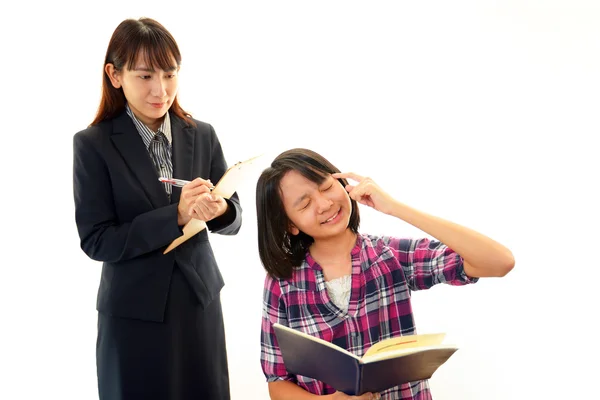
[269,381,328,400]
[78,203,183,263]
[388,200,515,277]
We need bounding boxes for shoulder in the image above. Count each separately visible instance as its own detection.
[263,262,318,294]
[358,232,393,255]
[263,270,297,293]
[192,117,213,132]
[173,115,222,150]
[264,272,280,289]
[73,120,112,143]
[177,114,217,137]
[360,232,426,254]
[72,120,115,155]
[191,117,214,134]
[357,232,424,267]
[263,273,285,305]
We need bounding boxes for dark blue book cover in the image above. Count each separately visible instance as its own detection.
[273,323,458,395]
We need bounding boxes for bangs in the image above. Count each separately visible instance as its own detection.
[273,151,337,185]
[297,164,330,184]
[125,33,180,71]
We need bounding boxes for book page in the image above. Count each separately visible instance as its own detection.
[363,333,447,358]
[361,344,458,364]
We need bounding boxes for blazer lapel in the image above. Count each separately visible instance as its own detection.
[111,112,170,209]
[170,114,195,204]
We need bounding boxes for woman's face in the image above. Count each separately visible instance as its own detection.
[106,54,179,131]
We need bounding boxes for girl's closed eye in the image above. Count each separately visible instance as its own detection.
[301,200,311,210]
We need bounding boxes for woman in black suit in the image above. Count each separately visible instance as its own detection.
[72,17,241,400]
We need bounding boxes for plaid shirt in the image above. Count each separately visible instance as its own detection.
[260,233,478,399]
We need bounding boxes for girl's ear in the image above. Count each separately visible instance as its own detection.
[288,223,300,236]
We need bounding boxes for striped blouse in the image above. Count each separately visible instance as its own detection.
[125,103,173,196]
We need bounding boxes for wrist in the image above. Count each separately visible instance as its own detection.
[177,208,191,226]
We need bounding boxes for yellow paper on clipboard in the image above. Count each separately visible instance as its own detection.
[163,154,262,254]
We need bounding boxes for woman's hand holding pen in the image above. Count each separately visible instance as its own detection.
[177,178,226,225]
[332,172,396,216]
[177,178,209,225]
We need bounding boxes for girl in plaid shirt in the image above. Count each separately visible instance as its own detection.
[256,148,514,400]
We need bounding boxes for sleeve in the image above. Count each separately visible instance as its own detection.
[73,132,184,263]
[260,275,297,383]
[205,124,242,235]
[381,236,479,291]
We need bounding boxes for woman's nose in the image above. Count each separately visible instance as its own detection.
[151,77,167,97]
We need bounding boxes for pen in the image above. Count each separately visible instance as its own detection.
[158,177,214,191]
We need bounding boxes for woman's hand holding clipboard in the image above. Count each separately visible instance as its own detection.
[162,154,262,254]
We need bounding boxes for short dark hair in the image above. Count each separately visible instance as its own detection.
[256,148,360,279]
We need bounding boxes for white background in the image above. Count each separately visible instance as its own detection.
[2,1,599,399]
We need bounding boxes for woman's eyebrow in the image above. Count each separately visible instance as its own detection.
[133,66,154,72]
[132,66,177,72]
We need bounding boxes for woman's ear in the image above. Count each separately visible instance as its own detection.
[105,63,122,89]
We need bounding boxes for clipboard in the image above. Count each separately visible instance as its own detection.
[163,154,262,254]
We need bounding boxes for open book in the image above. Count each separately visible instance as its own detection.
[163,154,262,254]
[273,323,458,395]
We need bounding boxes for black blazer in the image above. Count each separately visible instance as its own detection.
[73,111,242,322]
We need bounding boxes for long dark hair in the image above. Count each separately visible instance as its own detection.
[256,148,360,279]
[91,17,194,127]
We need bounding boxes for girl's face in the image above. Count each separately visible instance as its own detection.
[279,170,352,241]
[105,55,179,131]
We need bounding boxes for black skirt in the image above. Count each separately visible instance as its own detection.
[96,265,230,400]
